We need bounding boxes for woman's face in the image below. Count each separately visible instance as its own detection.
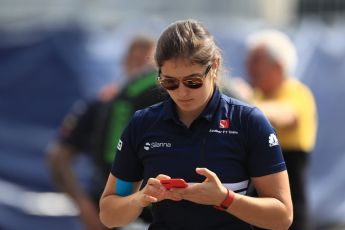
[160,58,215,115]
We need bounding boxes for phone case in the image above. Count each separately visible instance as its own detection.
[160,178,188,189]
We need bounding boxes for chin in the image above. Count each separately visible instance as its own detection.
[179,104,198,112]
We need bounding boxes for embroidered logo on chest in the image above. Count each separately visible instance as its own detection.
[219,119,230,128]
[210,118,238,135]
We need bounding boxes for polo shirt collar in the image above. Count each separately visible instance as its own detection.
[162,86,221,122]
[201,86,221,121]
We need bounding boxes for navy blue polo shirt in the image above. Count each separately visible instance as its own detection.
[112,87,286,230]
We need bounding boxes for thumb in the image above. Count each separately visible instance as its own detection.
[195,168,216,182]
[156,174,171,180]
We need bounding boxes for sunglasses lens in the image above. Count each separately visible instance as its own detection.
[159,75,204,90]
[160,78,179,90]
[183,77,203,89]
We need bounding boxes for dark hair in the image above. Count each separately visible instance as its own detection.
[155,19,222,71]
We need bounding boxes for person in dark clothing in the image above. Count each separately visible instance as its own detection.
[47,35,164,230]
[99,19,293,230]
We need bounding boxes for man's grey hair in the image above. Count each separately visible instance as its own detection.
[246,29,298,77]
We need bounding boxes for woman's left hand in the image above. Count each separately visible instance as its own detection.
[170,168,228,206]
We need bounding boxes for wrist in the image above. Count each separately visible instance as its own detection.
[134,191,151,208]
[75,194,93,207]
[213,188,235,211]
[216,186,228,205]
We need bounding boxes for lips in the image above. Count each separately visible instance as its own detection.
[178,99,193,103]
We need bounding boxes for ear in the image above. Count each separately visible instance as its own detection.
[212,58,219,70]
[212,58,220,77]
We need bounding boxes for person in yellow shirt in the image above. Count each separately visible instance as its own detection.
[245,30,317,230]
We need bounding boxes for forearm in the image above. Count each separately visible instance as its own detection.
[227,194,292,229]
[47,144,88,201]
[255,101,297,129]
[99,193,143,228]
[51,161,87,200]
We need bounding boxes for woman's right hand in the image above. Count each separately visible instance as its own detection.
[134,174,183,207]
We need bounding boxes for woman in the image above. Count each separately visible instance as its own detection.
[99,19,292,230]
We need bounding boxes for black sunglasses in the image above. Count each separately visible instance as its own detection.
[158,64,212,90]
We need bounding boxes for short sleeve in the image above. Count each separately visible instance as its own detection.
[59,100,99,152]
[111,111,143,182]
[246,107,286,177]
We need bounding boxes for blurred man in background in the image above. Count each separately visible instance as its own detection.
[245,30,318,230]
[47,35,164,230]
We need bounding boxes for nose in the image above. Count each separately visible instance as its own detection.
[175,81,190,97]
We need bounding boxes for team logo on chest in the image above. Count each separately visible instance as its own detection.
[219,119,230,129]
[209,118,238,135]
[144,142,172,151]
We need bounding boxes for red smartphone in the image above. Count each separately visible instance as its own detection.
[160,178,188,190]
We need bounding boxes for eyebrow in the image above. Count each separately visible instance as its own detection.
[160,72,202,79]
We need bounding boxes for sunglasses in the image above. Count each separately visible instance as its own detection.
[158,64,212,90]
